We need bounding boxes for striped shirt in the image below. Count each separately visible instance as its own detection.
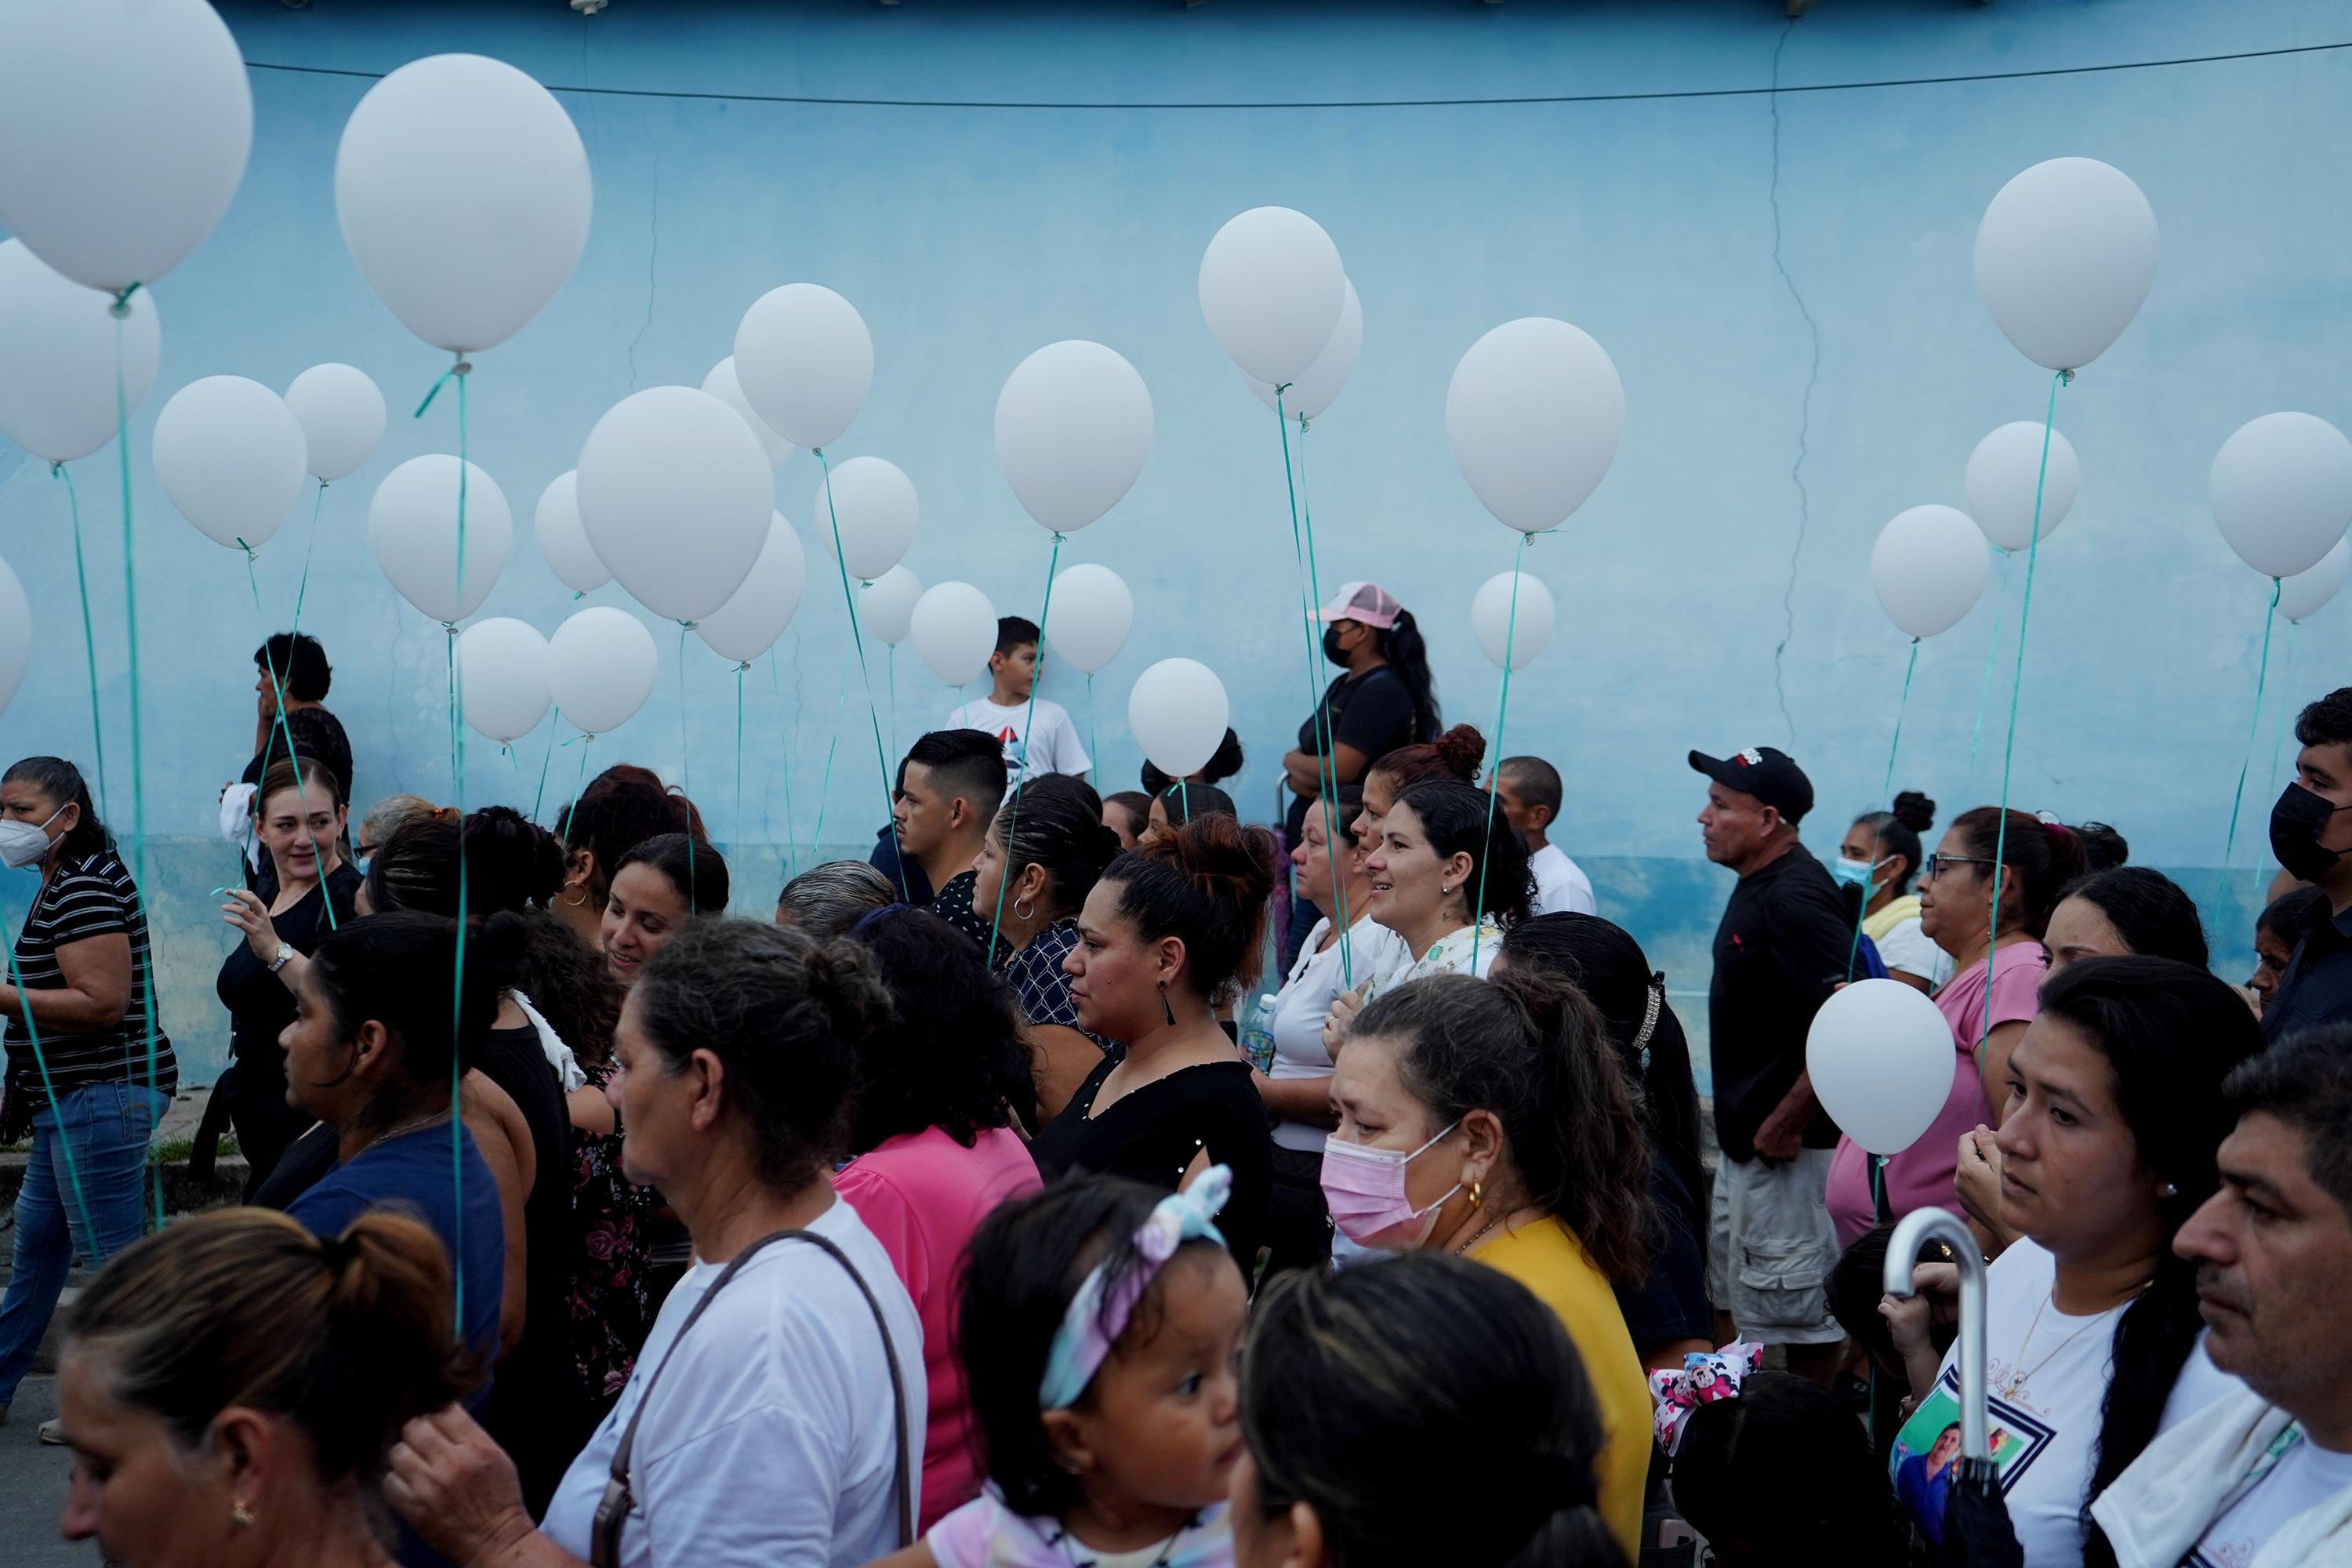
[4,848,178,1119]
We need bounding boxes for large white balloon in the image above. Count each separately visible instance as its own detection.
[700,356,794,469]
[2211,413,2352,580]
[0,0,251,294]
[335,55,591,354]
[2279,539,2350,625]
[995,342,1155,533]
[533,471,609,594]
[860,567,924,647]
[1871,506,1991,640]
[1470,571,1556,672]
[548,606,659,735]
[151,377,309,551]
[911,583,1000,687]
[1198,208,1346,386]
[812,457,919,583]
[697,514,807,665]
[457,617,552,745]
[1974,158,2158,372]
[368,456,514,625]
[1129,659,1231,779]
[1044,564,1134,675]
[0,239,162,463]
[1243,276,1362,421]
[577,387,775,624]
[733,284,873,451]
[1807,978,1957,1156]
[284,364,386,483]
[1964,422,2080,552]
[0,557,29,717]
[1446,318,1626,535]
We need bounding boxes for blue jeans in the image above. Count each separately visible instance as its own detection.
[0,1080,168,1406]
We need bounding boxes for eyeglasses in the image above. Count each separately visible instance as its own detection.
[1920,853,1998,881]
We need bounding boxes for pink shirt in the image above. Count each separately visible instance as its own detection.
[1827,942,2044,1248]
[837,1124,1042,1530]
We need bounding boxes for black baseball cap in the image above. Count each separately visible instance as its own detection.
[1689,746,1814,822]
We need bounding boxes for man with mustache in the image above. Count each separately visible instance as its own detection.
[2089,1027,2352,1566]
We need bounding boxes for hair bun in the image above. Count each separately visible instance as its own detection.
[1165,814,1281,908]
[1892,790,1936,833]
[800,935,893,1049]
[1432,724,1486,782]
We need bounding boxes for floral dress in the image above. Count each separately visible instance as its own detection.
[568,1059,659,1410]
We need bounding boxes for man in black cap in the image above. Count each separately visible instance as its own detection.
[1691,743,1850,1385]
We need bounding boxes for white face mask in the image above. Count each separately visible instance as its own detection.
[0,804,66,869]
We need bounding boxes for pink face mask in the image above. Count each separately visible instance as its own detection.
[1319,1121,1461,1248]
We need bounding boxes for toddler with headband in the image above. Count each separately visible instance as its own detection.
[873,1170,1246,1568]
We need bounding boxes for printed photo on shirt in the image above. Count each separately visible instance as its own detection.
[1891,1379,2053,1546]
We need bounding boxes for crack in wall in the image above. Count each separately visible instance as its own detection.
[627,143,661,390]
[1766,16,1820,751]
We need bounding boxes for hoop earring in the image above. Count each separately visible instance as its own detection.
[558,884,590,909]
[1014,895,1035,923]
[1160,981,1176,1027]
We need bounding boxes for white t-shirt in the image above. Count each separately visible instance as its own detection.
[1892,1239,2238,1568]
[541,1198,927,1568]
[2189,1429,2352,1568]
[945,696,1090,784]
[1527,844,1598,918]
[1875,913,1954,987]
[1267,913,1406,1153]
[1359,919,1503,1004]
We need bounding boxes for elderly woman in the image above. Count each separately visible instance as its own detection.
[53,1208,472,1568]
[0,756,176,1431]
[775,859,895,936]
[387,920,926,1568]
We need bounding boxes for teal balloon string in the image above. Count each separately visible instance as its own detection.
[292,478,326,636]
[674,622,699,907]
[532,723,560,821]
[2255,618,2302,903]
[815,448,910,902]
[1086,672,1099,791]
[111,293,164,1229]
[1981,368,2068,1064]
[989,532,1064,968]
[1848,637,1920,980]
[735,662,748,852]
[239,543,338,930]
[1275,394,1352,987]
[1967,549,2013,778]
[769,651,801,881]
[559,731,594,850]
[51,465,111,818]
[2,919,100,1250]
[2223,579,2284,869]
[1468,533,1529,974]
[808,663,851,864]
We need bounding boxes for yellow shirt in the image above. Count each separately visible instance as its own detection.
[1472,1217,1652,1559]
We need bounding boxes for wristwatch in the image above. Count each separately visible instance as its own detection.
[267,943,295,974]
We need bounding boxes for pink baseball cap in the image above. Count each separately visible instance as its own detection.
[1313,581,1403,630]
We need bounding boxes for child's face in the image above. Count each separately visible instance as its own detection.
[993,642,1039,699]
[1075,1247,1250,1512]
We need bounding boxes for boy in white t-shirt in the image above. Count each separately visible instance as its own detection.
[945,615,1091,786]
[1494,755,1597,918]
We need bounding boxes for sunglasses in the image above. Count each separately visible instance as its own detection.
[1920,852,1998,881]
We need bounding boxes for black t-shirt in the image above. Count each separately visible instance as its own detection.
[2263,896,2352,1041]
[1032,1055,1273,1268]
[1706,844,1849,1163]
[1287,666,1421,833]
[242,704,354,808]
[1613,1154,1713,1359]
[216,864,361,1072]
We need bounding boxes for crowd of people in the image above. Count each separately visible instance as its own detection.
[2,586,2350,1567]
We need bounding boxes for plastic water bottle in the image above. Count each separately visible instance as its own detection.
[1240,993,1278,1073]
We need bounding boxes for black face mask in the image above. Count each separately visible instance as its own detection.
[1321,625,1349,666]
[2270,782,2352,882]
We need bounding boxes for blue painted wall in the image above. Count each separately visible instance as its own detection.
[2,0,2345,1082]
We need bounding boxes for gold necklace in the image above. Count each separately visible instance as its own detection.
[1999,1289,2108,1399]
[343,1109,452,1164]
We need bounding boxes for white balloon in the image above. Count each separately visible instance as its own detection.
[811,456,919,583]
[2211,412,2352,580]
[1973,158,2159,372]
[697,514,807,665]
[0,239,161,463]
[860,567,924,647]
[0,557,30,717]
[995,341,1155,533]
[577,387,775,624]
[335,55,591,354]
[1470,571,1556,672]
[547,606,659,735]
[1871,506,1991,640]
[284,364,386,483]
[1807,978,1957,1156]
[0,0,251,293]
[456,617,552,745]
[1446,318,1626,535]
[2279,539,2350,625]
[1044,564,1134,676]
[700,356,794,469]
[367,456,514,625]
[733,284,873,451]
[1243,276,1362,421]
[1197,207,1345,385]
[1964,422,2080,552]
[911,582,1000,687]
[151,376,309,550]
[533,471,609,594]
[1129,658,1231,779]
